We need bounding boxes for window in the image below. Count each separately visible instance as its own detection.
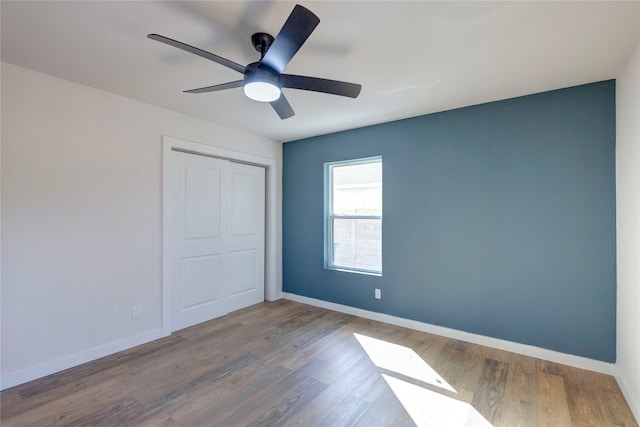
[327,157,382,274]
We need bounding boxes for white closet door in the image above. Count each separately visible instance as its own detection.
[227,162,265,312]
[170,152,231,331]
[168,151,266,332]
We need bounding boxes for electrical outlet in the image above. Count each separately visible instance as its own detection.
[375,289,381,300]
[131,305,141,319]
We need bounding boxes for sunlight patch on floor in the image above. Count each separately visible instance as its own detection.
[383,374,493,427]
[354,333,494,426]
[353,333,456,392]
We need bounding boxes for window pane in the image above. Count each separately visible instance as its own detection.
[332,218,381,271]
[332,161,382,215]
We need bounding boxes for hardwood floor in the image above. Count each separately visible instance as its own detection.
[1,300,637,426]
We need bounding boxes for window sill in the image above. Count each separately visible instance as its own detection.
[325,266,382,277]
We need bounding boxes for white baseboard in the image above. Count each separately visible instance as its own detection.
[1,328,165,391]
[282,292,615,375]
[615,366,640,424]
[266,292,283,302]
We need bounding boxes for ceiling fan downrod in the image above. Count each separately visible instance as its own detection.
[251,32,274,60]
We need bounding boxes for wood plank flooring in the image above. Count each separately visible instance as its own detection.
[1,300,637,426]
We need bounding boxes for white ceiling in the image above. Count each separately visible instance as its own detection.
[2,1,639,142]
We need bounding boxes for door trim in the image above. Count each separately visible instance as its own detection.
[162,136,279,336]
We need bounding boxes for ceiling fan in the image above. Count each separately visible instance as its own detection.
[148,4,362,120]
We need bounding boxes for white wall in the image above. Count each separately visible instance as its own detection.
[0,63,282,388]
[616,37,640,422]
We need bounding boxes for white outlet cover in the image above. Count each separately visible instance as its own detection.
[131,305,141,319]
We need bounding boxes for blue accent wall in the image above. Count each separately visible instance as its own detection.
[283,80,616,362]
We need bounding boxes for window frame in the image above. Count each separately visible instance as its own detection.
[326,156,382,275]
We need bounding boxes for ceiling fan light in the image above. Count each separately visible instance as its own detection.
[244,81,281,102]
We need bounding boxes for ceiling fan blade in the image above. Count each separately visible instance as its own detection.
[183,80,244,94]
[148,34,246,74]
[281,75,362,98]
[260,5,320,74]
[270,94,295,119]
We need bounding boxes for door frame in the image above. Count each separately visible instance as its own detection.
[162,136,278,335]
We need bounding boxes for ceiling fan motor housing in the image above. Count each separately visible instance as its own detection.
[244,62,280,84]
[243,62,282,102]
